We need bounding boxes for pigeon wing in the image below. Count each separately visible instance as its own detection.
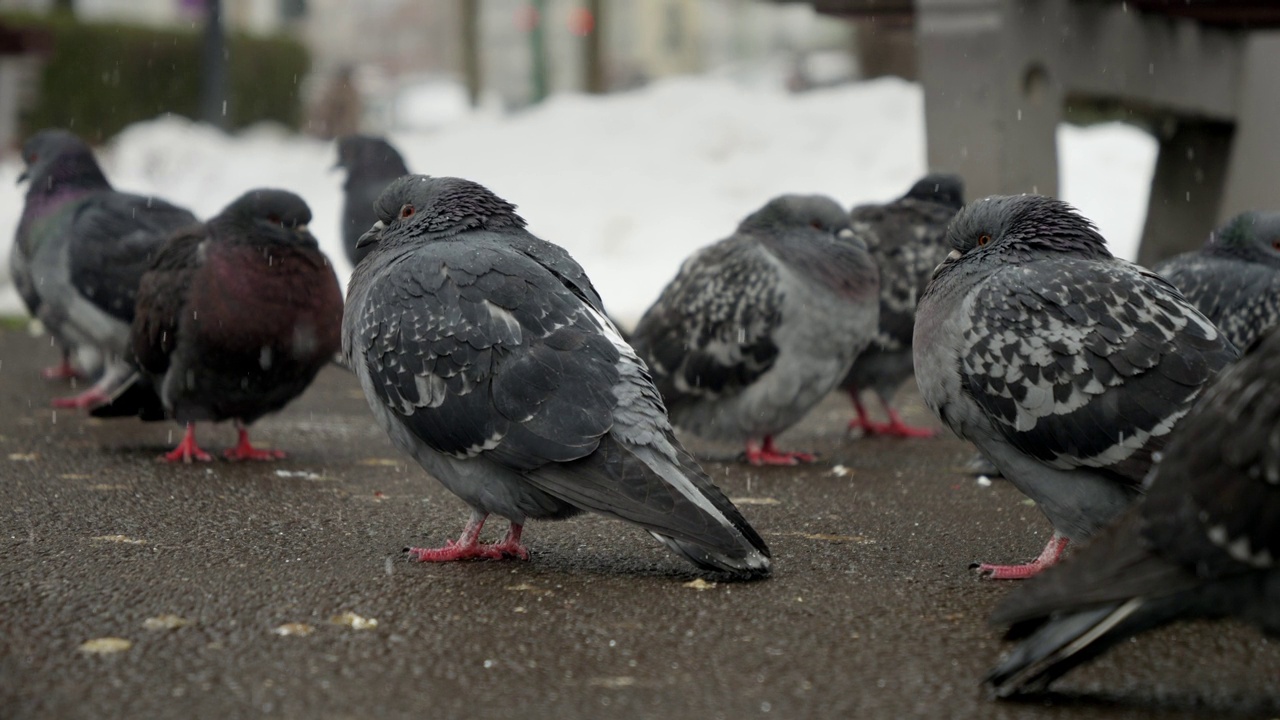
[631,240,782,406]
[961,259,1237,484]
[130,227,206,376]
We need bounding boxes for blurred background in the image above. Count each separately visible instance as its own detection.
[2,0,1275,326]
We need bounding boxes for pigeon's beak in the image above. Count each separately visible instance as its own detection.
[930,249,963,281]
[356,220,384,249]
[16,168,28,184]
[836,228,855,240]
[946,249,962,262]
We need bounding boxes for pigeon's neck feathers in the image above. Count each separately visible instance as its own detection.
[402,185,527,241]
[1204,212,1280,267]
[28,151,111,199]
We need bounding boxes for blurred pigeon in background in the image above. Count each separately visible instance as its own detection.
[334,135,409,267]
[100,189,343,462]
[840,172,963,438]
[914,195,1238,579]
[344,174,771,578]
[986,325,1280,697]
[1152,210,1280,350]
[12,129,197,403]
[631,195,880,465]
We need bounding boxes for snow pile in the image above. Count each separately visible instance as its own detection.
[0,76,1157,325]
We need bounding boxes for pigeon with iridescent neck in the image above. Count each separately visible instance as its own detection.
[914,194,1237,579]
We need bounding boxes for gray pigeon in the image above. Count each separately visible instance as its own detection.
[630,195,880,465]
[334,135,409,267]
[840,173,963,437]
[343,175,771,578]
[13,129,198,405]
[914,194,1238,579]
[1152,210,1280,351]
[103,189,344,462]
[986,325,1280,697]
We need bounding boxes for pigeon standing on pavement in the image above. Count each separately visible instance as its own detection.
[334,135,409,267]
[986,325,1280,697]
[343,175,771,578]
[630,195,880,465]
[101,189,343,462]
[840,173,963,437]
[12,129,198,401]
[914,194,1238,579]
[1152,210,1280,351]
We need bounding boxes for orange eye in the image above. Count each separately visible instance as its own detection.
[977,234,992,247]
[810,220,823,230]
[1272,239,1280,251]
[400,204,416,219]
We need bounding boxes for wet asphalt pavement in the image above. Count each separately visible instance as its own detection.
[1,327,1278,719]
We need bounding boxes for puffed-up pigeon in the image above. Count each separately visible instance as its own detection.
[102,189,343,462]
[334,135,409,267]
[1152,210,1280,351]
[914,194,1239,579]
[13,129,197,393]
[986,325,1280,697]
[343,175,771,578]
[841,173,963,438]
[630,195,880,465]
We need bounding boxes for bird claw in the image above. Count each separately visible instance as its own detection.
[41,360,82,381]
[160,445,214,464]
[224,445,287,461]
[847,417,937,439]
[745,449,817,466]
[51,388,111,410]
[406,541,529,562]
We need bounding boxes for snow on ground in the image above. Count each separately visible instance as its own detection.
[0,75,1157,326]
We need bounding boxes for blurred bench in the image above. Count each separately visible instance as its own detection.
[791,0,1280,263]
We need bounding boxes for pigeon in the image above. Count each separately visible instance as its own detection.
[343,174,771,578]
[985,325,1280,697]
[12,129,198,401]
[840,172,963,438]
[630,195,880,465]
[914,194,1239,579]
[334,134,409,267]
[101,189,344,462]
[1152,210,1280,351]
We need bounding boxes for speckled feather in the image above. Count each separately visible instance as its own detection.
[630,194,880,443]
[985,325,1280,696]
[1153,211,1280,351]
[841,174,962,399]
[344,175,771,577]
[916,195,1238,541]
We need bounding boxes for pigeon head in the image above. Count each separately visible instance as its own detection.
[334,135,409,178]
[737,194,855,240]
[1205,211,1280,268]
[216,189,317,247]
[357,175,527,252]
[939,194,1111,274]
[905,173,965,209]
[18,129,109,191]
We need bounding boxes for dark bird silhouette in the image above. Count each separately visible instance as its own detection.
[334,135,409,267]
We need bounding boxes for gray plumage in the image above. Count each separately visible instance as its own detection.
[335,135,409,267]
[343,174,770,578]
[840,173,963,436]
[1152,210,1280,351]
[630,194,880,464]
[914,194,1239,577]
[13,129,198,403]
[986,325,1280,697]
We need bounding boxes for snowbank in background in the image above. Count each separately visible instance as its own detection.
[0,76,1157,325]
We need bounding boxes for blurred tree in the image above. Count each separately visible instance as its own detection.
[582,0,605,94]
[199,0,228,129]
[460,0,480,107]
[529,0,548,104]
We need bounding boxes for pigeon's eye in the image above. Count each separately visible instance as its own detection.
[28,152,37,163]
[977,234,992,247]
[810,220,824,230]
[1271,239,1280,251]
[267,214,282,225]
[400,204,416,219]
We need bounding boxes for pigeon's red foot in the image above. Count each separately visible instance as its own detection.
[160,424,213,463]
[745,436,817,466]
[51,387,111,410]
[41,359,81,381]
[975,533,1069,580]
[847,397,937,438]
[407,517,529,562]
[223,428,286,461]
